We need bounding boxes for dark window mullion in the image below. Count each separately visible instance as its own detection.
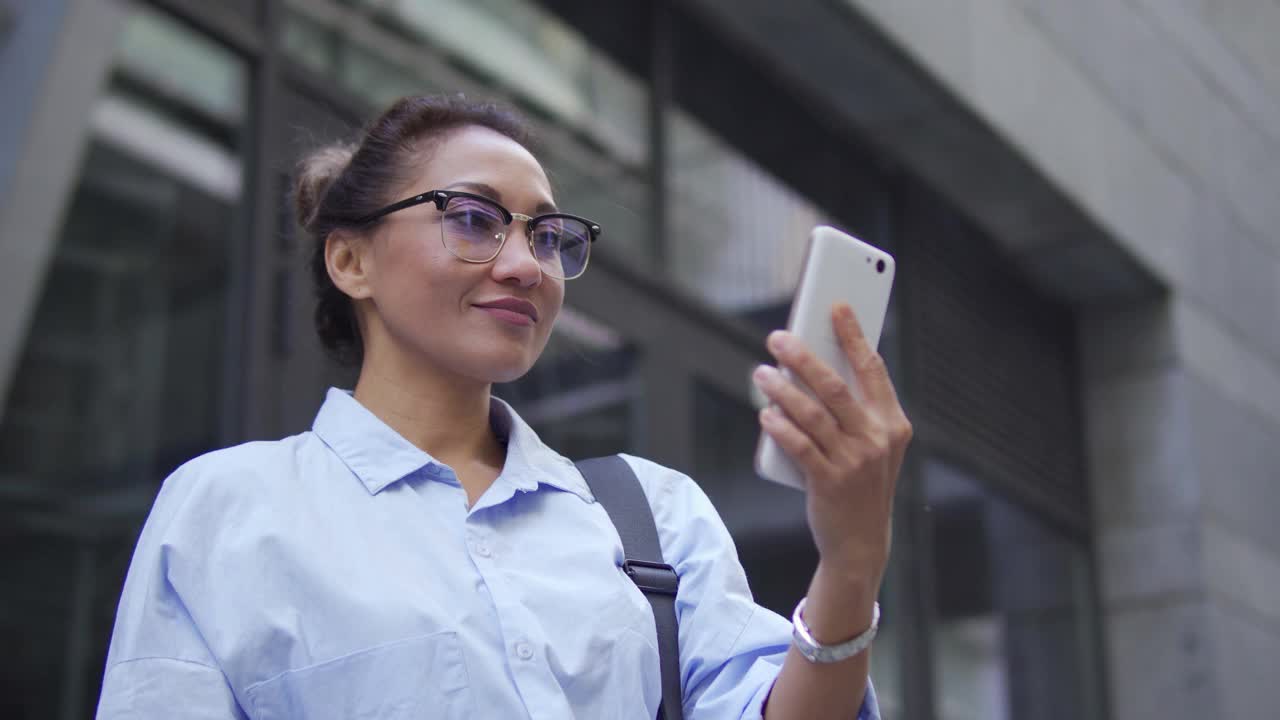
[888,180,939,720]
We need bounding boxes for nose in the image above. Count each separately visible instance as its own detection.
[490,222,542,288]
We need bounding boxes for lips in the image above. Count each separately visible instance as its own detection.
[473,297,539,323]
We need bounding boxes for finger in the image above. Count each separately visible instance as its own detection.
[759,406,837,482]
[752,364,844,455]
[833,304,900,411]
[766,330,869,433]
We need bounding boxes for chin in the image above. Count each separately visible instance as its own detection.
[427,328,550,385]
[466,350,539,385]
[476,335,550,384]
[488,366,533,384]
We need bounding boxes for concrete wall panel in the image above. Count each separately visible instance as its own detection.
[1203,523,1280,629]
[1208,600,1280,720]
[1024,0,1280,255]
[1097,523,1203,604]
[1085,367,1200,528]
[1104,599,1218,720]
[1183,0,1280,108]
[1187,372,1280,552]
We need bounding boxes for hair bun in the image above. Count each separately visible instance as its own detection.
[293,143,356,231]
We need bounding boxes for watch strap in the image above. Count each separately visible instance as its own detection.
[791,597,880,664]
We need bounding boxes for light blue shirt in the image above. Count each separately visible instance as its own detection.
[98,388,879,719]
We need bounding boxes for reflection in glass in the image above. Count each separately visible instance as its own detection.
[0,7,247,717]
[340,40,436,109]
[113,8,247,127]
[223,0,261,18]
[283,0,646,162]
[926,459,1102,720]
[667,109,829,320]
[281,7,337,78]
[280,0,652,266]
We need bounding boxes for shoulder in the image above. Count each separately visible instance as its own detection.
[181,430,321,471]
[164,433,314,494]
[614,453,704,509]
[613,454,738,564]
[112,434,322,624]
[145,433,322,538]
[611,455,763,644]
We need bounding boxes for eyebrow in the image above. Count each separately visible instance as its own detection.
[444,181,559,215]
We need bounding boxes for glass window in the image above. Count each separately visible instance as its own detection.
[281,6,337,78]
[224,0,261,17]
[280,0,653,268]
[667,109,832,323]
[283,0,646,162]
[540,143,652,273]
[925,458,1103,720]
[0,6,247,716]
[114,8,248,128]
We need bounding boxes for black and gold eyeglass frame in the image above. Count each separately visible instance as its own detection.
[355,189,602,280]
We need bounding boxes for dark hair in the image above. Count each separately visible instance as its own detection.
[292,94,533,367]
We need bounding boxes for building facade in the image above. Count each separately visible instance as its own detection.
[0,1,1274,718]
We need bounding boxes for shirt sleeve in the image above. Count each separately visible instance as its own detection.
[96,464,248,720]
[98,658,247,720]
[619,455,880,720]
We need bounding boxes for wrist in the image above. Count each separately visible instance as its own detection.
[791,596,880,664]
[804,562,880,644]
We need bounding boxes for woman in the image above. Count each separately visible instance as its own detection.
[97,95,911,719]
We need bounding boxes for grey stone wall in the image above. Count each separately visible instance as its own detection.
[839,1,1280,717]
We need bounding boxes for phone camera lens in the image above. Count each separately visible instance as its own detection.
[875,259,886,274]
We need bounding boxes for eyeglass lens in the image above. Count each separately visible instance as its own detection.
[441,196,590,279]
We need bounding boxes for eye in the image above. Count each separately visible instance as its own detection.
[443,198,503,234]
[558,229,587,252]
[531,222,563,257]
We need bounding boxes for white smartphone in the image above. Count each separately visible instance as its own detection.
[754,226,896,491]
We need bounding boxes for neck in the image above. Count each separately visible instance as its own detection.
[352,347,504,478]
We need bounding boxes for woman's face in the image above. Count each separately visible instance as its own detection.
[356,125,564,385]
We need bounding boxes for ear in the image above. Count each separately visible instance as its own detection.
[325,229,374,300]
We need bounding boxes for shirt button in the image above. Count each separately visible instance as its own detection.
[515,641,534,660]
[475,543,491,558]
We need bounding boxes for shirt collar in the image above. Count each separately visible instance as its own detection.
[311,388,435,495]
[311,387,594,503]
[488,395,594,503]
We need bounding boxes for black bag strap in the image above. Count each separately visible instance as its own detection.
[575,455,684,720]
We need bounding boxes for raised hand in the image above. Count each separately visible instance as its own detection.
[752,302,912,621]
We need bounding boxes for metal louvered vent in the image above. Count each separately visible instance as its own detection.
[899,193,1088,528]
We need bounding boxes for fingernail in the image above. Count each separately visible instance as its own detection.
[767,331,792,353]
[753,364,780,387]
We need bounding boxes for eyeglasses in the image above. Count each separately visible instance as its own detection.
[355,189,601,280]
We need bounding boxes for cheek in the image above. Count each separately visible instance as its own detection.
[540,287,565,335]
[373,233,455,298]
[545,282,565,318]
[379,226,446,269]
